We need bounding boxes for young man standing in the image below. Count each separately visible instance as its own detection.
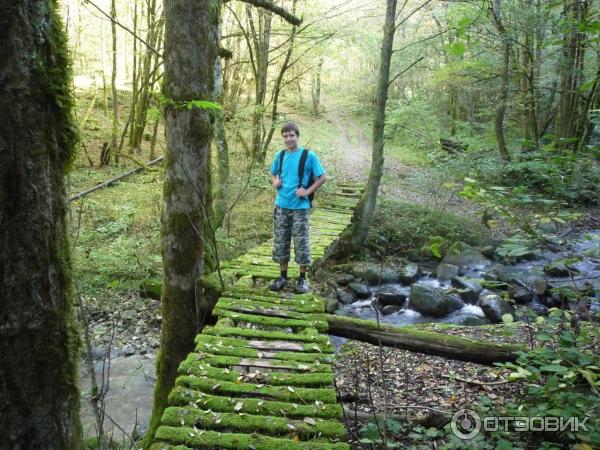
[269,122,326,293]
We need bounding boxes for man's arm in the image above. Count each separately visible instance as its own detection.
[296,174,326,197]
[272,173,282,189]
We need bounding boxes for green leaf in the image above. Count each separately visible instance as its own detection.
[448,41,466,57]
[539,364,567,373]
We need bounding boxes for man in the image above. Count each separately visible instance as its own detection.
[269,122,326,293]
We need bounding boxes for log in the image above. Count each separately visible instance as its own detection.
[326,315,522,365]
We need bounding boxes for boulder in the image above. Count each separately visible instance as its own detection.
[479,294,514,323]
[511,286,533,304]
[376,285,408,307]
[398,263,421,284]
[451,277,483,305]
[140,279,161,299]
[435,263,460,281]
[325,296,339,314]
[335,272,355,286]
[409,283,464,318]
[351,261,405,284]
[445,312,490,326]
[381,305,402,315]
[337,288,355,305]
[544,259,579,277]
[348,282,370,298]
[442,241,491,270]
[314,267,328,283]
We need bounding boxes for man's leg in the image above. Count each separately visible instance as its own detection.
[271,207,292,291]
[292,209,312,293]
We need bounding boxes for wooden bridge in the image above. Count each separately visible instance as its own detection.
[150,183,364,450]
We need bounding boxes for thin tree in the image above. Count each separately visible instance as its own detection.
[0,1,83,447]
[143,0,220,445]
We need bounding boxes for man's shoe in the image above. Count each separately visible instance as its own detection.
[295,278,309,294]
[269,276,287,291]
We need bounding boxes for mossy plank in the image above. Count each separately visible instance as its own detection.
[168,387,343,420]
[178,357,334,387]
[203,326,330,344]
[160,406,346,439]
[213,308,328,332]
[220,294,323,313]
[193,342,334,363]
[194,334,333,353]
[216,297,323,315]
[176,374,338,403]
[155,426,350,449]
[215,302,327,322]
[184,353,332,373]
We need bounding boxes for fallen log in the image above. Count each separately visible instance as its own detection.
[326,315,522,365]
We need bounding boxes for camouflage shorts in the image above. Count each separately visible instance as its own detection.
[272,206,312,266]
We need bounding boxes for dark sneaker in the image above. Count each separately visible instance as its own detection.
[295,278,309,294]
[269,276,287,291]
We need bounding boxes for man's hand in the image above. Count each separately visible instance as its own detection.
[272,176,282,189]
[296,187,309,197]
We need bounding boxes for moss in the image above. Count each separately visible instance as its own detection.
[178,356,333,387]
[154,426,349,449]
[203,326,330,344]
[169,387,343,420]
[194,334,332,353]
[213,309,329,332]
[160,406,346,439]
[176,374,337,404]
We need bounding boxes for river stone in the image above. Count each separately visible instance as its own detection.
[325,296,339,314]
[376,286,407,307]
[381,305,402,315]
[337,288,355,305]
[442,241,491,270]
[479,294,514,323]
[314,267,328,283]
[409,283,464,317]
[348,282,370,298]
[435,263,460,281]
[123,344,136,356]
[398,263,421,284]
[511,286,533,304]
[451,277,483,304]
[335,272,355,286]
[544,259,579,277]
[120,309,137,325]
[351,262,401,284]
[445,312,490,326]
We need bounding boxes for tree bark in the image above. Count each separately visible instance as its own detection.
[109,0,119,164]
[0,1,83,447]
[348,0,397,251]
[491,0,511,161]
[213,49,230,229]
[144,0,220,446]
[327,316,522,365]
[311,57,324,117]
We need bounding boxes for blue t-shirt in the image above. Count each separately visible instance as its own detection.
[270,147,326,210]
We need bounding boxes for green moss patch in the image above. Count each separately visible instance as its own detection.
[213,309,328,332]
[194,334,333,353]
[203,326,330,344]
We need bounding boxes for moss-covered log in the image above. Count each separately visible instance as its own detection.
[160,406,346,439]
[195,333,333,353]
[327,315,522,365]
[203,325,330,344]
[168,387,343,420]
[213,309,328,332]
[153,426,350,449]
[180,353,332,373]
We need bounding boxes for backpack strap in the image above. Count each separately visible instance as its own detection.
[278,150,286,177]
[298,148,309,188]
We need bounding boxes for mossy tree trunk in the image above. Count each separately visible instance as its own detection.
[109,0,119,165]
[0,1,83,448]
[491,0,511,161]
[144,0,220,446]
[347,0,397,252]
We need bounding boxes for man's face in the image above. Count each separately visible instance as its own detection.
[282,130,299,150]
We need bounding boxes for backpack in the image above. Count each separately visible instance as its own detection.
[278,148,316,207]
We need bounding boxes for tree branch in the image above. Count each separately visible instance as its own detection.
[226,0,302,25]
[387,56,425,87]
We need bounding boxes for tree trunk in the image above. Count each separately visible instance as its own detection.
[144,0,220,446]
[213,51,230,229]
[0,1,83,447]
[110,0,119,164]
[311,57,324,117]
[491,0,511,161]
[348,0,397,251]
[327,316,521,365]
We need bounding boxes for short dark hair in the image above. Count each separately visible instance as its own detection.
[281,121,300,137]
